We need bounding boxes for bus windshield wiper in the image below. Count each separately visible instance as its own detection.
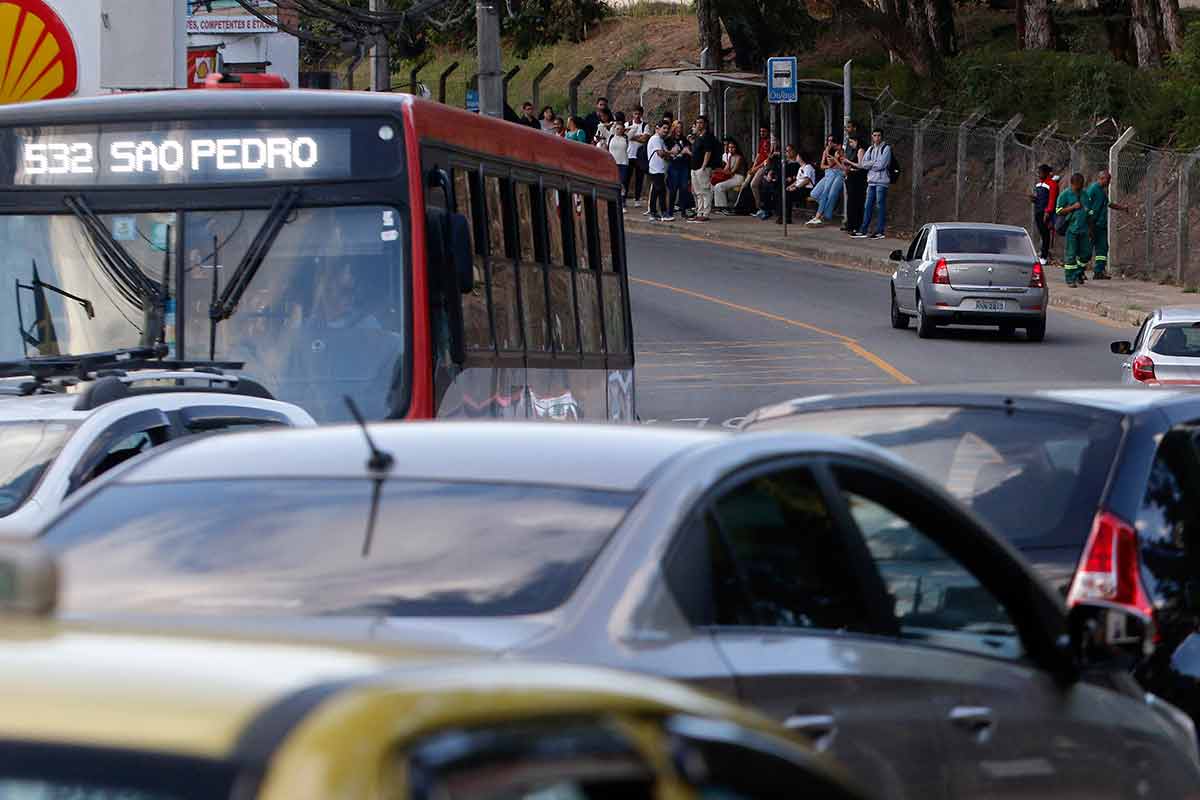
[208,188,299,359]
[64,195,161,309]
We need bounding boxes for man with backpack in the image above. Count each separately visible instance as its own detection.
[852,128,895,240]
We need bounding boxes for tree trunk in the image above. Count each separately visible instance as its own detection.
[1023,0,1057,49]
[696,0,723,70]
[1016,0,1027,47]
[837,0,943,77]
[1130,0,1163,67]
[1159,0,1184,52]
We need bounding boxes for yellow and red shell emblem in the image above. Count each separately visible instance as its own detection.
[0,0,77,104]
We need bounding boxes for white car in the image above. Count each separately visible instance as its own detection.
[1112,306,1200,386]
[0,363,314,537]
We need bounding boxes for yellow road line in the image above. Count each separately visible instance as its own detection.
[631,275,916,385]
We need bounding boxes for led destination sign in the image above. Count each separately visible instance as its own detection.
[1,123,380,186]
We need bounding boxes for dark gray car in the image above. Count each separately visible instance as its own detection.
[36,423,1200,799]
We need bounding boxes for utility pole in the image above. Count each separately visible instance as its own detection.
[476,0,503,117]
[370,0,390,91]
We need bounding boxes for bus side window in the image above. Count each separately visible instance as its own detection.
[573,191,603,356]
[597,199,628,357]
[453,168,493,352]
[545,188,578,356]
[485,174,522,353]
[515,182,549,353]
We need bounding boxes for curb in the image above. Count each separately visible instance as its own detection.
[627,219,1149,328]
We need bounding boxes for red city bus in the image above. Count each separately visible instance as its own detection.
[0,91,635,423]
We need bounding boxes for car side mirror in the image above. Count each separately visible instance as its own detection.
[889,249,904,261]
[1111,341,1133,355]
[1068,602,1154,673]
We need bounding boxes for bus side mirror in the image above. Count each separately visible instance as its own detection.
[447,213,474,296]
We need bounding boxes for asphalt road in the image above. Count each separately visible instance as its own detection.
[628,230,1129,427]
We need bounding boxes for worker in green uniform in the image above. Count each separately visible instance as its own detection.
[1083,169,1129,280]
[1056,172,1090,288]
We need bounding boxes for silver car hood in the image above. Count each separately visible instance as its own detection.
[61,613,556,655]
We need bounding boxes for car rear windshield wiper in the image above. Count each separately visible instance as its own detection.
[208,188,299,359]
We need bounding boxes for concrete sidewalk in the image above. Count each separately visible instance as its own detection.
[625,208,1196,328]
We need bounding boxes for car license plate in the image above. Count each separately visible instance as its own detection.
[975,300,1005,311]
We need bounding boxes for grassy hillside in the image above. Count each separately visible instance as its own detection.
[376,4,1200,148]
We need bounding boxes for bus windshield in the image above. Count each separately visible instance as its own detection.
[0,205,407,422]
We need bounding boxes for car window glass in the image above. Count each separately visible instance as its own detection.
[751,407,1122,549]
[1149,324,1200,358]
[44,479,635,617]
[905,230,925,261]
[1133,317,1150,352]
[707,468,871,631]
[0,421,78,517]
[936,229,1036,257]
[844,490,1023,660]
[1138,430,1200,553]
[88,429,161,482]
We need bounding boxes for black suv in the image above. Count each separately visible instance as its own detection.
[743,385,1200,724]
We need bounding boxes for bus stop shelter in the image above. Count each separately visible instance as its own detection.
[631,67,873,144]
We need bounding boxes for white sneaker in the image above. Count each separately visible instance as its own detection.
[642,209,652,216]
[661,215,676,222]
[805,218,822,226]
[1039,257,1047,265]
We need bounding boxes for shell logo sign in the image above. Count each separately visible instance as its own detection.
[0,0,76,104]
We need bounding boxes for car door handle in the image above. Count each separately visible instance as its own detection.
[784,714,838,751]
[948,706,995,739]
[1122,362,1132,370]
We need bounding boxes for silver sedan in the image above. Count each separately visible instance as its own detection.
[34,422,1200,800]
[890,222,1048,341]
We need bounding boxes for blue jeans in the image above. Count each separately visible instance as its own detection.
[860,184,888,235]
[617,165,629,203]
[815,171,845,220]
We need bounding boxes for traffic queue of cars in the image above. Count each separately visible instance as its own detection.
[10,413,1200,797]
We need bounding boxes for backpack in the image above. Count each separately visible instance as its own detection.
[888,150,902,182]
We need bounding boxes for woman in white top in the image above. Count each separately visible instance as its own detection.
[539,105,556,132]
[593,109,615,146]
[713,141,748,211]
[607,122,630,206]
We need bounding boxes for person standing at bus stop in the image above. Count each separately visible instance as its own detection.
[689,116,720,223]
[1084,169,1129,280]
[646,121,673,222]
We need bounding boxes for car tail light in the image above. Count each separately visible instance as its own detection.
[1067,511,1153,620]
[1132,355,1156,383]
[1030,262,1045,289]
[932,259,950,285]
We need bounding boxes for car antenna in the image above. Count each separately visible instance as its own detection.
[343,395,394,558]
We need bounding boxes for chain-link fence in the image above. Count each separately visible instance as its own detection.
[873,104,1200,285]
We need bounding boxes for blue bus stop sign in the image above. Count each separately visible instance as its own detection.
[766,57,798,104]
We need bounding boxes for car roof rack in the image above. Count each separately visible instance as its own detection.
[0,346,276,410]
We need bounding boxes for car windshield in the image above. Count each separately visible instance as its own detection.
[937,229,1035,257]
[0,421,79,517]
[1148,323,1200,357]
[0,206,407,422]
[41,479,635,617]
[752,406,1122,547]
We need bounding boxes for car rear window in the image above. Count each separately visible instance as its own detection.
[0,421,79,517]
[41,479,634,617]
[1148,323,1200,357]
[937,229,1035,257]
[750,406,1121,548]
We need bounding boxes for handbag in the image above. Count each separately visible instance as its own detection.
[1054,212,1070,236]
[710,169,732,185]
